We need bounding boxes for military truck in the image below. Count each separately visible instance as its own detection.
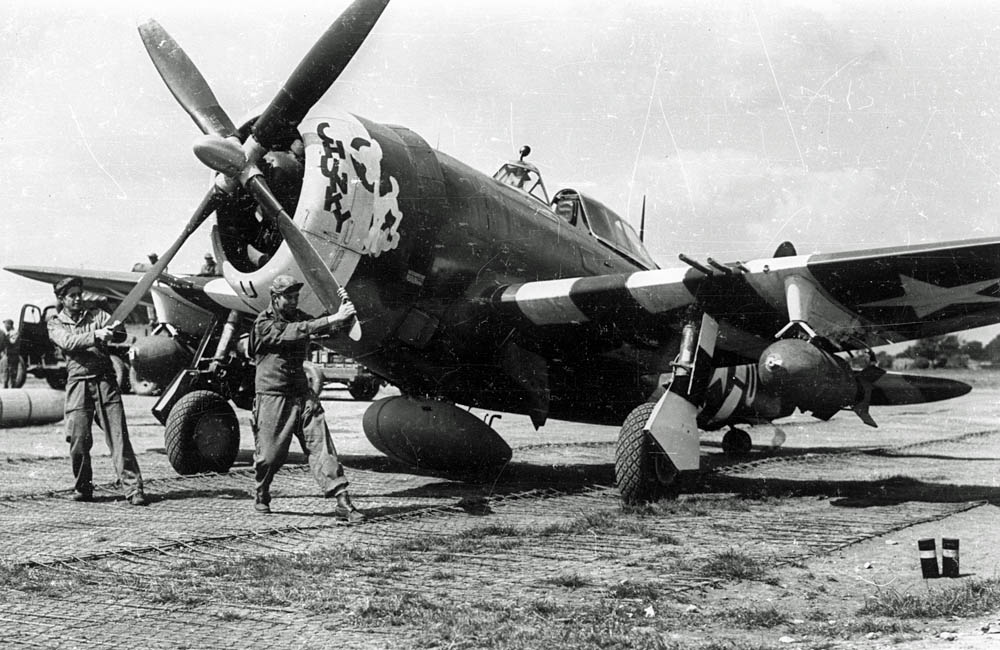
[303,345,383,400]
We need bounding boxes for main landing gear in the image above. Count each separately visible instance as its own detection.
[615,310,718,505]
[615,402,682,504]
[152,310,253,475]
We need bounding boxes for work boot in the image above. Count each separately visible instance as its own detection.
[254,497,271,514]
[333,491,365,523]
[128,492,149,507]
[71,490,93,502]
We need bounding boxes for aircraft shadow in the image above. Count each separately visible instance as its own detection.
[702,473,1000,508]
[149,449,998,510]
[342,454,615,501]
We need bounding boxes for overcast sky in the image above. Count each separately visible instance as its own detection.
[3,0,1000,342]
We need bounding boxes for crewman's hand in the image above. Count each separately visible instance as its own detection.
[337,287,351,303]
[327,301,356,327]
[94,327,113,343]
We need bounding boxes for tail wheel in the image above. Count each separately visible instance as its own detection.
[722,428,753,457]
[348,376,380,401]
[616,402,680,505]
[164,390,240,474]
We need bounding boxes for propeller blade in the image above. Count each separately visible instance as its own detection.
[252,0,390,148]
[138,19,237,138]
[109,188,221,325]
[245,176,361,340]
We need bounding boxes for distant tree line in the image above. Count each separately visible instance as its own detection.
[875,334,996,369]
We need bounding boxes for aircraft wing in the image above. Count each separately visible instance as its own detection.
[494,236,1000,362]
[4,265,221,315]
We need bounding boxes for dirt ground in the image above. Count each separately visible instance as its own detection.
[1,373,999,649]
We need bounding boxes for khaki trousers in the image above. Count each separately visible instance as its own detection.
[65,377,143,497]
[252,392,348,504]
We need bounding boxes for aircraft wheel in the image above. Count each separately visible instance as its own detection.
[110,356,129,394]
[348,376,380,401]
[615,402,679,505]
[165,390,240,475]
[722,428,752,457]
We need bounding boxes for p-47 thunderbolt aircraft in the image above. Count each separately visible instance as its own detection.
[20,0,1000,503]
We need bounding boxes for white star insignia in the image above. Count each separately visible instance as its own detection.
[861,274,1000,318]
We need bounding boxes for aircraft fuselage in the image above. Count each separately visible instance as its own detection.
[212,107,667,425]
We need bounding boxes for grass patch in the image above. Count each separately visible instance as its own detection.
[539,510,679,546]
[861,578,1000,619]
[398,524,529,555]
[608,580,662,601]
[0,562,90,597]
[842,617,915,635]
[700,549,770,582]
[429,569,455,581]
[355,592,443,626]
[723,605,787,628]
[542,572,590,589]
[149,582,209,607]
[624,499,711,517]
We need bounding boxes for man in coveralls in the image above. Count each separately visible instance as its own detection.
[0,318,17,387]
[48,277,147,505]
[249,274,363,521]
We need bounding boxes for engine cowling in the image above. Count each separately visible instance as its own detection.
[757,338,859,420]
[362,396,512,473]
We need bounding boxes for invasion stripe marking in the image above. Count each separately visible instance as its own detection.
[625,268,697,314]
[512,279,589,325]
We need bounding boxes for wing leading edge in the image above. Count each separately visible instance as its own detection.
[494,236,1000,360]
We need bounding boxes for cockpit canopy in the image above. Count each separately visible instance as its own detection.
[552,189,657,269]
[492,148,656,269]
[493,161,549,205]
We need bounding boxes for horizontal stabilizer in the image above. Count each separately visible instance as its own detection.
[863,368,971,406]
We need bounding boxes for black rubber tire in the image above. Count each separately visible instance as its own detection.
[615,402,672,505]
[164,390,240,475]
[348,376,380,401]
[110,356,129,394]
[722,428,753,457]
[46,370,67,391]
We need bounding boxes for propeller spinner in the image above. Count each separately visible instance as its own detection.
[112,0,391,339]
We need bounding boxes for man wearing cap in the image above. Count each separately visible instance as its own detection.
[0,318,17,388]
[48,277,148,505]
[248,274,362,520]
[199,253,217,276]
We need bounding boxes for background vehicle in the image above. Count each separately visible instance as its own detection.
[304,345,383,400]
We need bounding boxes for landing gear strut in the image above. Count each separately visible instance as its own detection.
[153,310,253,475]
[616,310,719,505]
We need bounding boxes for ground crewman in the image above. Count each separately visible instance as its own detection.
[48,277,148,505]
[200,253,217,276]
[0,319,15,387]
[248,274,363,521]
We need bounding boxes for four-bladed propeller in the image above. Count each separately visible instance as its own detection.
[112,0,390,339]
